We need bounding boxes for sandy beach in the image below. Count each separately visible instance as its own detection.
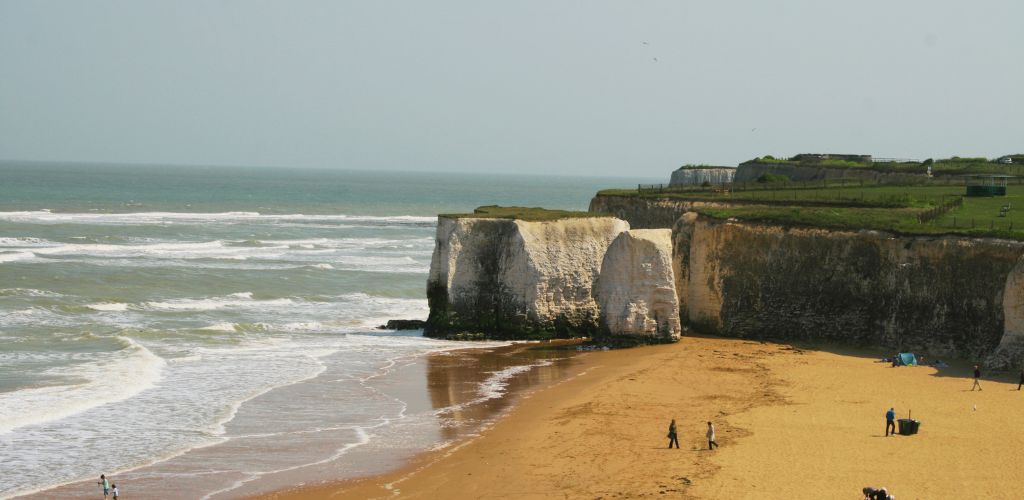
[256,336,1024,499]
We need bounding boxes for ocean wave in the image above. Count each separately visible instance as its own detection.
[478,360,554,399]
[1,238,431,272]
[0,211,437,226]
[0,251,34,263]
[307,263,335,270]
[143,295,294,312]
[0,288,64,298]
[434,359,554,417]
[0,237,51,247]
[0,337,165,434]
[85,302,130,312]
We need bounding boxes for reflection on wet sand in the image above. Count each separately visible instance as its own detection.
[426,342,579,442]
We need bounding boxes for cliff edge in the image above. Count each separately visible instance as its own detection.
[425,211,629,339]
[595,229,681,340]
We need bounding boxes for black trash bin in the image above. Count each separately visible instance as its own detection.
[897,418,920,435]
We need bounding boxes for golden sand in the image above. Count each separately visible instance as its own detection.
[256,336,1024,499]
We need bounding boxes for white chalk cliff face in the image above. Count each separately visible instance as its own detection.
[990,256,1024,368]
[426,216,629,338]
[670,168,735,186]
[595,229,681,339]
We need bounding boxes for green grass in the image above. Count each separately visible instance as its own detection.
[440,205,608,222]
[598,184,1024,239]
[599,183,966,208]
[738,155,1024,176]
[675,163,732,170]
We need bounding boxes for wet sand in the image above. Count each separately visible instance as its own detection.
[35,342,581,499]
[256,336,1024,499]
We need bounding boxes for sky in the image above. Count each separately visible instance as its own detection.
[1,1,1022,177]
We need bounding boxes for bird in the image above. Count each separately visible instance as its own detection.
[642,41,649,45]
[652,57,658,62]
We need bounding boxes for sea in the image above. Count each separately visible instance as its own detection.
[0,162,651,499]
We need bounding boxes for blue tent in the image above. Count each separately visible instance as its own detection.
[895,352,918,366]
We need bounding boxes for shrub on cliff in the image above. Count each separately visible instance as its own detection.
[757,173,790,184]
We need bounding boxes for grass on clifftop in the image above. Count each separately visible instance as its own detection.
[598,183,965,208]
[739,155,1024,176]
[599,184,1024,239]
[440,205,610,222]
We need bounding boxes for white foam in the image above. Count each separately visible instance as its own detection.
[86,302,129,312]
[478,360,553,399]
[0,237,51,247]
[0,337,166,434]
[0,288,64,298]
[143,294,293,312]
[199,323,238,332]
[434,359,554,416]
[308,263,334,270]
[0,251,34,263]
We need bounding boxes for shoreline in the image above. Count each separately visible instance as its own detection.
[255,336,1024,499]
[27,340,583,500]
[253,336,790,499]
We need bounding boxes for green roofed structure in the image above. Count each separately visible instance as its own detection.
[964,174,1012,197]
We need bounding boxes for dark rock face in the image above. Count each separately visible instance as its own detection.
[379,319,427,330]
[675,216,1024,359]
[589,195,722,229]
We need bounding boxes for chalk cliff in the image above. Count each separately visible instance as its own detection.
[425,216,629,339]
[594,229,681,340]
[670,167,736,186]
[673,214,1024,360]
[990,258,1024,368]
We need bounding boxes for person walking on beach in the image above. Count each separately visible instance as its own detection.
[1018,368,1023,391]
[971,365,982,391]
[111,483,119,500]
[885,407,896,437]
[97,474,110,499]
[667,419,680,449]
[706,421,719,449]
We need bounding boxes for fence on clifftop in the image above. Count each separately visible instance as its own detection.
[917,196,963,223]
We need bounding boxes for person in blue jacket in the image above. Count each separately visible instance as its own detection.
[885,407,896,436]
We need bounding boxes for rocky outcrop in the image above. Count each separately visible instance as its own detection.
[378,319,426,330]
[670,168,736,186]
[425,216,629,339]
[673,214,1024,361]
[594,230,681,340]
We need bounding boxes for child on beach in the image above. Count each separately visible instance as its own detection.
[706,421,719,449]
[667,419,680,449]
[98,474,110,498]
[111,484,119,500]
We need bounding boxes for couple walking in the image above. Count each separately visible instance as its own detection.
[667,419,719,450]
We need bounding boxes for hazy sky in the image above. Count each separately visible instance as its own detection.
[1,1,1021,177]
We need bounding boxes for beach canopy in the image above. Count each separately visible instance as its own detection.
[895,352,918,366]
